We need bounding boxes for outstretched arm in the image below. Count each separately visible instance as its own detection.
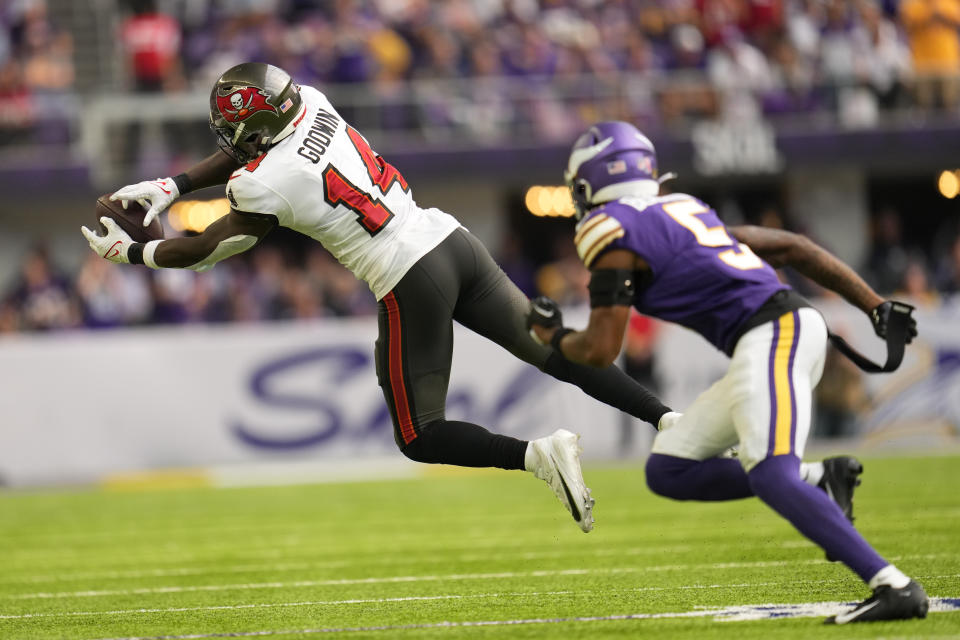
[729,225,884,313]
[527,249,674,428]
[143,210,276,271]
[83,209,276,272]
[554,304,631,368]
[529,249,638,368]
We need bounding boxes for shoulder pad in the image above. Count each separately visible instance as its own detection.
[614,193,689,213]
[575,211,625,268]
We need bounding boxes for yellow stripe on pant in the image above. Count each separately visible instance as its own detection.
[772,312,797,456]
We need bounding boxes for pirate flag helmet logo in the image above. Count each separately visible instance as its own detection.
[215,87,278,123]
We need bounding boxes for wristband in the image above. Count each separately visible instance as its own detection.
[550,327,574,352]
[128,243,145,265]
[172,173,193,195]
[143,239,163,269]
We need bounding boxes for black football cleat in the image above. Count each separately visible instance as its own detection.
[819,456,863,523]
[826,580,929,624]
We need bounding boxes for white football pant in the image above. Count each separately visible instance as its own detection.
[652,307,828,471]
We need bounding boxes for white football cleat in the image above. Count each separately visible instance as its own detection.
[529,429,594,532]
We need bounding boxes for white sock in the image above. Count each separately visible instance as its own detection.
[868,565,910,590]
[524,442,538,472]
[800,461,824,486]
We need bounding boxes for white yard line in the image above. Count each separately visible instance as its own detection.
[5,541,950,586]
[0,565,811,600]
[0,543,788,585]
[4,583,819,619]
[74,598,960,640]
[7,557,953,601]
[0,590,572,620]
[0,545,704,585]
[3,580,957,621]
[5,568,634,600]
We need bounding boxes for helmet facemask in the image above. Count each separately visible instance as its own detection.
[565,176,593,221]
[210,115,270,165]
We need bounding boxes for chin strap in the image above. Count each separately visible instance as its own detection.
[657,171,678,184]
[828,302,915,373]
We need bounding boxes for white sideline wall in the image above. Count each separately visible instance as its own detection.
[0,310,637,487]
[0,301,957,488]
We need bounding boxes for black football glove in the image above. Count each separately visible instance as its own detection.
[527,296,564,331]
[870,300,917,344]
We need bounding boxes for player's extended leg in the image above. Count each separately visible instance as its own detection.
[731,310,884,575]
[645,377,752,501]
[449,229,669,426]
[644,406,851,503]
[376,231,594,531]
[375,255,526,470]
[734,309,927,622]
[645,311,865,506]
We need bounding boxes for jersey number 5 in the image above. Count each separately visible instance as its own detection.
[322,127,409,236]
[662,199,763,270]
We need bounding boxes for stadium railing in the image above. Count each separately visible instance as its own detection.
[1,71,950,186]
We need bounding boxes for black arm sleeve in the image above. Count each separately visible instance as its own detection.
[589,269,638,307]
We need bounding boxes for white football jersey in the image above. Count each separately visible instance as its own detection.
[226,85,461,299]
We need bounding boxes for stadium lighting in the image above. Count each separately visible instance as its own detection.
[938,170,960,199]
[525,186,575,217]
[169,198,231,232]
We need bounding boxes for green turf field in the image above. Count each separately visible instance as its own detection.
[1,455,958,639]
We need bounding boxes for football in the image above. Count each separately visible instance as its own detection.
[95,194,164,243]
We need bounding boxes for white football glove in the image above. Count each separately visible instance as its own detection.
[657,411,683,432]
[80,217,134,264]
[110,177,180,227]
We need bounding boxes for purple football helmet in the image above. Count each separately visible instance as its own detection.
[565,121,664,219]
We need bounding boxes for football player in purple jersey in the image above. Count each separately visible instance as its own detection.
[528,121,927,624]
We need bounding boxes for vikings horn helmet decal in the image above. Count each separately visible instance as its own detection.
[564,121,671,219]
[209,62,304,164]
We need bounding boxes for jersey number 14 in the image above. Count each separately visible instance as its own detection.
[322,127,409,236]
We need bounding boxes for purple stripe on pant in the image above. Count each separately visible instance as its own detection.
[767,317,780,454]
[786,310,800,453]
[766,312,801,458]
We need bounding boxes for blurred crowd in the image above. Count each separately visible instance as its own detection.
[0,238,377,333]
[4,0,960,149]
[0,0,73,147]
[2,0,958,328]
[115,0,958,136]
[2,207,959,334]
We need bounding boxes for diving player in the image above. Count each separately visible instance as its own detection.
[81,63,676,534]
[528,121,928,623]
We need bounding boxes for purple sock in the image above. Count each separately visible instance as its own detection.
[748,455,888,582]
[646,453,753,501]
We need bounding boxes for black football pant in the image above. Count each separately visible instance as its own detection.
[374,227,665,470]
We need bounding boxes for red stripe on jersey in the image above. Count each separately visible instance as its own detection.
[383,292,417,444]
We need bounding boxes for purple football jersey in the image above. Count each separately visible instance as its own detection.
[576,193,788,354]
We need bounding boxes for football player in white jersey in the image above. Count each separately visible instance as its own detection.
[82,63,676,533]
